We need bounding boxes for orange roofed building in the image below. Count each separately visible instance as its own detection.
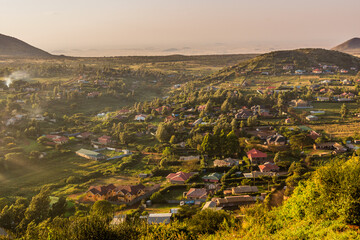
[84,184,147,203]
[247,148,267,165]
[166,171,194,184]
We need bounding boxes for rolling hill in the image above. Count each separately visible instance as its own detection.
[203,48,360,81]
[332,37,360,53]
[0,33,53,58]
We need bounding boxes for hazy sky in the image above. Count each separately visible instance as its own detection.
[0,0,359,56]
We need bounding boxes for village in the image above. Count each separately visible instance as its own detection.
[1,59,360,227]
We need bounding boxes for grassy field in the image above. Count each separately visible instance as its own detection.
[0,143,141,198]
[311,121,360,138]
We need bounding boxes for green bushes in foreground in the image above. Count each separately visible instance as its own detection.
[2,156,360,239]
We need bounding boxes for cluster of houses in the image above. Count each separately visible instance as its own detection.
[84,183,160,204]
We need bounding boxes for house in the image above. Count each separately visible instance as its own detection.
[6,117,17,126]
[84,184,116,201]
[283,65,294,70]
[248,127,276,140]
[166,171,194,184]
[333,143,347,153]
[266,134,286,145]
[312,69,322,74]
[98,135,112,145]
[202,173,223,183]
[139,173,152,178]
[309,131,321,140]
[179,155,200,161]
[32,114,46,121]
[251,105,273,117]
[202,201,218,210]
[154,106,172,114]
[313,142,336,150]
[243,171,277,178]
[117,109,131,115]
[110,215,127,225]
[77,132,92,139]
[45,135,69,144]
[295,70,305,75]
[310,110,325,115]
[341,79,352,85]
[340,92,355,98]
[232,185,258,195]
[284,118,292,124]
[291,99,310,108]
[214,195,256,208]
[192,118,203,126]
[247,148,267,164]
[235,108,254,119]
[214,158,239,167]
[87,92,100,98]
[198,105,206,112]
[258,162,280,172]
[76,148,106,160]
[306,115,319,121]
[185,188,208,200]
[336,97,353,102]
[110,184,146,202]
[147,213,172,224]
[84,184,147,203]
[134,114,147,121]
[165,115,177,122]
[313,142,346,154]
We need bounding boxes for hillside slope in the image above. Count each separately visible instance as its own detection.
[0,33,52,58]
[203,48,360,82]
[332,37,360,53]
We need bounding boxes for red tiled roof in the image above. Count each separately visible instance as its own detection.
[186,188,208,199]
[259,163,279,172]
[166,171,193,182]
[79,132,91,138]
[247,148,267,158]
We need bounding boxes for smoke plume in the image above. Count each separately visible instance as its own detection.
[5,71,30,87]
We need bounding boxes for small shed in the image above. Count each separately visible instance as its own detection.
[147,213,173,224]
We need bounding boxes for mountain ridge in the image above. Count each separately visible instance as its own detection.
[0,33,53,58]
[332,37,360,53]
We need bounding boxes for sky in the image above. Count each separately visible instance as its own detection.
[0,0,359,56]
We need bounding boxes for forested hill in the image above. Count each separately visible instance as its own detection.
[0,33,52,58]
[202,48,360,82]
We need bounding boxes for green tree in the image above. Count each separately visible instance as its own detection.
[156,123,171,142]
[201,133,213,156]
[19,188,51,231]
[340,103,349,119]
[204,99,213,113]
[289,133,313,151]
[90,200,113,217]
[221,99,230,113]
[189,209,232,234]
[169,135,176,144]
[50,197,67,219]
[225,130,239,157]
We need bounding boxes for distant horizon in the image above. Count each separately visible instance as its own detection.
[47,40,342,57]
[1,0,359,57]
[31,38,358,57]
